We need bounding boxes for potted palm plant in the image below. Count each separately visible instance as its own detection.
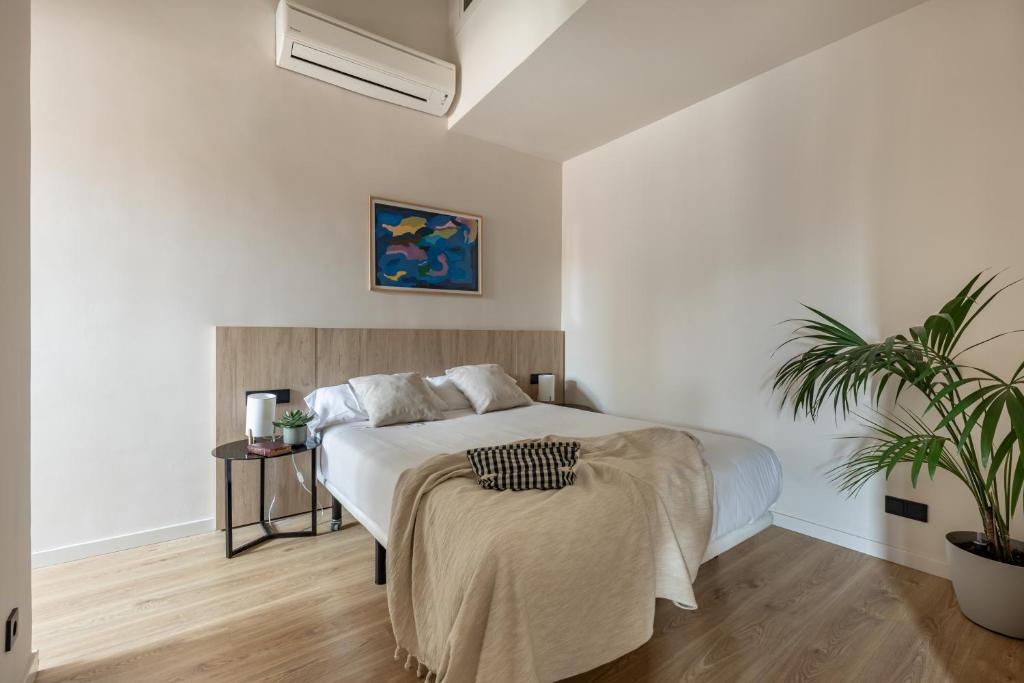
[273,410,313,446]
[773,272,1024,638]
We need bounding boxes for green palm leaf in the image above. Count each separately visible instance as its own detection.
[775,272,1023,564]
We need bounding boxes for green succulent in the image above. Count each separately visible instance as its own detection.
[273,410,313,429]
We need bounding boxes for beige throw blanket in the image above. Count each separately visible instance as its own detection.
[387,427,713,683]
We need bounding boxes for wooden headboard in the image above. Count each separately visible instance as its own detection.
[215,327,564,528]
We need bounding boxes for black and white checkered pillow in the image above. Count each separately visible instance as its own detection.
[467,441,579,491]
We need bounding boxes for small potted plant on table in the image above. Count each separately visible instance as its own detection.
[274,410,313,446]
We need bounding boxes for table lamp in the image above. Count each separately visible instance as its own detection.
[536,373,556,403]
[245,393,277,441]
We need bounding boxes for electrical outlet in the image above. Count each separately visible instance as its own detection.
[885,495,928,523]
[4,607,18,653]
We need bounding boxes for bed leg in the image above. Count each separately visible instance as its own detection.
[330,496,342,532]
[374,540,387,585]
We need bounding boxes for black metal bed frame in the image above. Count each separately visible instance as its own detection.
[329,493,386,585]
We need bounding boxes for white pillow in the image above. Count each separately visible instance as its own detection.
[425,375,472,411]
[348,372,444,427]
[303,383,367,432]
[445,364,532,414]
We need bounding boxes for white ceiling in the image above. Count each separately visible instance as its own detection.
[448,0,928,161]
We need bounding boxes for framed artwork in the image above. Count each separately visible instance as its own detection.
[369,197,482,295]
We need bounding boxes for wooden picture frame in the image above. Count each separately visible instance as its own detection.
[369,197,483,296]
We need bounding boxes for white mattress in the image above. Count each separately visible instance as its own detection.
[318,403,782,546]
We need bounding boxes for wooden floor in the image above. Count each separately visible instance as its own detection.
[33,519,1023,682]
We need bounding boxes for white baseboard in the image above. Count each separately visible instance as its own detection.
[24,650,39,683]
[772,511,948,579]
[32,518,216,568]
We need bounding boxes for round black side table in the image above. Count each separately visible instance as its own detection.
[211,438,320,558]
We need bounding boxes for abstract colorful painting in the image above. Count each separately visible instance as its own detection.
[370,198,482,295]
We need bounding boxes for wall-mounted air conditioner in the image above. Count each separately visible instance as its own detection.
[275,1,457,117]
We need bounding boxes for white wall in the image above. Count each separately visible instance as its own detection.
[0,0,34,678]
[563,0,1024,577]
[448,0,927,162]
[31,0,562,559]
[447,0,588,125]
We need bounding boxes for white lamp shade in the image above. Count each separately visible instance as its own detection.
[245,393,277,438]
[537,374,556,403]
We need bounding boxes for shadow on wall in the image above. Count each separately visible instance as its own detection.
[564,380,597,410]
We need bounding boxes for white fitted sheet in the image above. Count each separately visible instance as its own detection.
[318,403,782,546]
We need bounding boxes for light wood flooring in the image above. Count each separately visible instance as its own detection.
[33,519,1023,682]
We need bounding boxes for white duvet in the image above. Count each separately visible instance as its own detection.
[317,403,781,547]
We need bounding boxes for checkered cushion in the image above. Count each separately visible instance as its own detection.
[467,441,579,491]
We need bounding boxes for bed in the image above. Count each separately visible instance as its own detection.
[315,402,782,567]
[215,328,782,680]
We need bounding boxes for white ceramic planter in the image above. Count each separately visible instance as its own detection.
[945,531,1024,639]
[282,425,307,446]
